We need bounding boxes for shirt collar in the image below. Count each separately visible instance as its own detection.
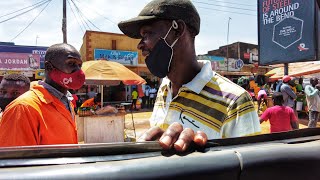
[160,60,214,94]
[184,60,215,94]
[38,81,72,101]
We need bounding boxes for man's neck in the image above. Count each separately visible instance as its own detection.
[167,38,200,96]
[44,79,68,95]
[168,59,201,97]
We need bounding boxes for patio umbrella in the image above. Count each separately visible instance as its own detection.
[82,60,146,85]
[265,67,283,76]
[81,60,146,106]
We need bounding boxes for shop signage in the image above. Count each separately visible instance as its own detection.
[235,59,244,69]
[258,0,319,65]
[197,55,243,71]
[0,45,47,68]
[0,52,40,70]
[94,49,138,66]
[0,70,34,77]
[35,69,45,79]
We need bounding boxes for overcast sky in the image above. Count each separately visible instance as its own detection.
[0,0,257,55]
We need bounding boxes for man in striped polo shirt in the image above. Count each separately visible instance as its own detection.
[118,0,261,151]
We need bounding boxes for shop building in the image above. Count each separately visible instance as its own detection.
[199,42,272,85]
[79,31,158,103]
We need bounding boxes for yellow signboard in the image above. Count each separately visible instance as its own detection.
[35,69,45,79]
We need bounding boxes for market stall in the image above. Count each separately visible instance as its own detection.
[264,62,320,114]
[78,60,146,143]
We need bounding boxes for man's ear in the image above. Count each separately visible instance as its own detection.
[174,19,186,38]
[44,61,53,71]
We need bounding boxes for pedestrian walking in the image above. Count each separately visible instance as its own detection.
[148,84,157,108]
[131,87,138,110]
[280,75,297,109]
[304,78,320,128]
[259,92,299,133]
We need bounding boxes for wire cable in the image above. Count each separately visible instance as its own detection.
[11,0,52,41]
[73,0,117,25]
[0,0,48,19]
[197,6,256,16]
[205,0,257,7]
[69,0,91,30]
[70,0,102,31]
[192,0,256,12]
[0,0,50,24]
[67,0,85,33]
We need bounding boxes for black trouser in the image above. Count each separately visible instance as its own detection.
[141,96,146,109]
[149,97,155,108]
[131,99,137,110]
[145,96,150,108]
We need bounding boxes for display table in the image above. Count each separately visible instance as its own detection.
[76,113,125,143]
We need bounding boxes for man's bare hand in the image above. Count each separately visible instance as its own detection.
[138,122,207,152]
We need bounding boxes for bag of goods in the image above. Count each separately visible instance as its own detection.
[95,105,118,115]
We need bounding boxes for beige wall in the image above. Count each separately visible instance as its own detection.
[80,31,145,64]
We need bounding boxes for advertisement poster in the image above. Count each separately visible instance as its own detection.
[35,69,45,79]
[94,49,138,66]
[197,55,244,71]
[0,45,47,69]
[258,0,317,65]
[0,52,40,70]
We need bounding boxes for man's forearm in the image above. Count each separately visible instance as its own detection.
[291,121,299,130]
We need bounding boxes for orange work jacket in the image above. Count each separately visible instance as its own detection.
[80,98,101,108]
[0,83,78,147]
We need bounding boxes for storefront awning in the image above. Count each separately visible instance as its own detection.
[266,62,320,80]
[217,71,253,76]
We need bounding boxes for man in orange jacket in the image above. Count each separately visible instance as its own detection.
[0,43,85,147]
[0,73,31,120]
[80,93,102,109]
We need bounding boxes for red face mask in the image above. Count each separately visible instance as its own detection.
[48,68,85,90]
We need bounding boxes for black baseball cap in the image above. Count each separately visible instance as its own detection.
[118,0,200,39]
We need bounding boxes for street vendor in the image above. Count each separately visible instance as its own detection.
[80,93,102,110]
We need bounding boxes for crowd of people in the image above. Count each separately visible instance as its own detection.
[130,84,158,111]
[237,74,320,133]
[0,0,318,151]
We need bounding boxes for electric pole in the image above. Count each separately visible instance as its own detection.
[36,35,39,46]
[62,0,67,43]
[226,17,231,72]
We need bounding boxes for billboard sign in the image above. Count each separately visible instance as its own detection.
[0,52,40,70]
[0,45,47,69]
[197,55,243,71]
[94,49,138,65]
[258,0,318,65]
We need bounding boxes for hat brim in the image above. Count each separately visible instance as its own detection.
[118,16,159,39]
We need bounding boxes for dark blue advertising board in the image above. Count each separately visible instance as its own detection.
[258,0,319,65]
[0,45,48,69]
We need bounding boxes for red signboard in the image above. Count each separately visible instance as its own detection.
[0,52,40,70]
[244,53,250,60]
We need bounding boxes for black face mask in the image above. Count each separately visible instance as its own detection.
[0,97,15,111]
[145,20,179,78]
